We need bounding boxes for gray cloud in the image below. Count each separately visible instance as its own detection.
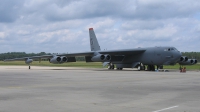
[0,0,200,53]
[0,0,24,22]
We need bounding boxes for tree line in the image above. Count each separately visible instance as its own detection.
[0,52,200,62]
[182,52,200,60]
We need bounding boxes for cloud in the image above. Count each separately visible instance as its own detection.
[0,0,200,53]
[0,32,6,39]
[0,0,24,23]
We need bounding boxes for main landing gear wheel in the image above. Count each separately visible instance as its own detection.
[147,65,155,71]
[137,63,146,71]
[117,68,123,70]
[108,63,115,70]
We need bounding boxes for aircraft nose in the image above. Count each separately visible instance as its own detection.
[176,51,182,60]
[169,51,182,65]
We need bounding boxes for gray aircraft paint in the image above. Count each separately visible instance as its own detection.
[87,28,182,68]
[5,28,196,70]
[89,28,101,51]
[100,47,181,68]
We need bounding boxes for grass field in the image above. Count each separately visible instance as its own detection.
[0,61,200,70]
[0,61,103,68]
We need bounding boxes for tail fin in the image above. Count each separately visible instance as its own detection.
[89,28,101,51]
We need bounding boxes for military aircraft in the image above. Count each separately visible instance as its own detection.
[4,28,197,70]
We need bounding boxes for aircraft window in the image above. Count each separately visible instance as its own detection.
[168,48,170,51]
[171,48,174,50]
[164,49,168,51]
[173,48,178,51]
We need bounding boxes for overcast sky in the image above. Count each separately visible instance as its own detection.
[0,0,200,53]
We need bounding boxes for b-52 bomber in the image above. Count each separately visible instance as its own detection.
[4,28,198,70]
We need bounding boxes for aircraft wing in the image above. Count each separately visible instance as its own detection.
[4,57,30,61]
[4,55,54,61]
[4,49,145,62]
[98,48,146,55]
[58,49,146,57]
[31,55,53,59]
[4,52,94,62]
[57,51,95,57]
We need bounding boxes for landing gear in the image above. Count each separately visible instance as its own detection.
[108,63,115,69]
[117,68,123,70]
[147,65,155,71]
[137,63,146,71]
[29,65,31,69]
[156,65,163,70]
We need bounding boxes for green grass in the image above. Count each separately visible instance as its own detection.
[0,61,200,70]
[164,63,200,70]
[0,61,103,68]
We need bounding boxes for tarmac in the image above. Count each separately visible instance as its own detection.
[0,66,200,112]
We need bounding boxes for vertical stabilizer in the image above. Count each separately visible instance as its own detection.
[89,28,101,51]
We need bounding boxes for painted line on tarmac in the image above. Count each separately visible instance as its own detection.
[152,105,179,112]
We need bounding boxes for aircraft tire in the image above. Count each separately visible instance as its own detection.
[137,66,141,71]
[147,65,155,71]
[117,68,123,70]
[111,64,115,69]
[140,65,145,71]
[147,65,151,71]
[151,65,155,71]
[108,63,114,69]
[108,65,111,69]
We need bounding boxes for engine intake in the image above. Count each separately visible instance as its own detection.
[60,56,68,63]
[49,56,62,64]
[180,56,188,62]
[193,59,197,64]
[179,58,198,65]
[91,54,111,62]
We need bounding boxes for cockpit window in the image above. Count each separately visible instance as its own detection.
[164,48,176,51]
[173,48,178,51]
[164,48,171,51]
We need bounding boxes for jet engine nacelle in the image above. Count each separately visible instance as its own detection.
[194,59,198,64]
[91,54,111,62]
[25,59,33,64]
[179,59,198,65]
[60,56,68,63]
[49,56,68,64]
[180,56,188,62]
[191,59,197,64]
[49,56,61,64]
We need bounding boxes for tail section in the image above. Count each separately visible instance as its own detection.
[89,28,101,51]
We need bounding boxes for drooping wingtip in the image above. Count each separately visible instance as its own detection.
[89,28,93,30]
